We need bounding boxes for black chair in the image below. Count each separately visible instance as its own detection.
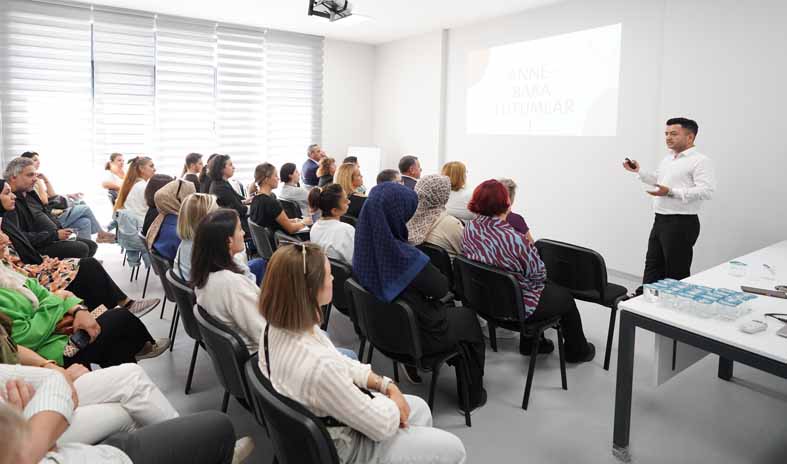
[454,255,567,410]
[534,239,628,370]
[323,258,364,340]
[416,242,459,299]
[273,230,302,248]
[131,232,152,295]
[166,270,204,394]
[279,198,302,219]
[248,219,276,260]
[345,278,473,426]
[339,215,357,227]
[148,249,179,349]
[244,357,340,464]
[195,305,253,413]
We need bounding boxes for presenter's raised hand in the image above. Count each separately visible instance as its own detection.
[622,158,639,172]
[646,185,670,197]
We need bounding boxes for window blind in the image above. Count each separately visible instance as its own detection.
[92,9,155,164]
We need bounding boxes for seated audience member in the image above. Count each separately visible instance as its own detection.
[114,156,156,226]
[259,243,466,464]
[277,162,310,217]
[354,182,486,410]
[407,175,464,255]
[335,162,367,218]
[1,181,159,317]
[0,241,169,368]
[442,161,475,222]
[302,143,325,189]
[20,152,114,244]
[249,163,311,235]
[462,180,595,361]
[191,209,269,352]
[498,178,533,242]
[0,353,251,464]
[308,184,355,265]
[102,152,126,199]
[398,155,422,190]
[4,158,96,260]
[146,179,194,261]
[208,155,249,230]
[181,153,203,191]
[198,153,218,194]
[141,174,174,237]
[316,157,336,187]
[375,169,402,186]
[342,156,366,194]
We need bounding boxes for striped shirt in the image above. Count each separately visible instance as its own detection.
[259,323,400,451]
[461,215,546,318]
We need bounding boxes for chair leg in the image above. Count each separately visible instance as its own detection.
[557,326,567,390]
[221,390,230,413]
[488,321,498,352]
[142,267,151,298]
[459,347,472,427]
[366,346,374,364]
[358,338,366,362]
[521,332,542,410]
[185,339,199,395]
[129,265,136,282]
[604,306,618,371]
[427,363,442,410]
[122,251,127,267]
[392,361,399,383]
[159,298,167,319]
[169,305,179,351]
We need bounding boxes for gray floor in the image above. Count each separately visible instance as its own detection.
[97,244,787,463]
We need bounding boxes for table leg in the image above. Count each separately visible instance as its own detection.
[613,311,636,462]
[718,356,734,381]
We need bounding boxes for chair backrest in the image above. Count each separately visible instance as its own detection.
[165,270,200,342]
[344,278,422,364]
[244,357,340,464]
[453,255,524,323]
[106,189,118,206]
[273,230,302,248]
[248,219,276,260]
[149,249,177,302]
[417,242,454,288]
[195,305,252,402]
[279,199,302,219]
[328,258,352,314]
[339,215,357,227]
[534,239,608,300]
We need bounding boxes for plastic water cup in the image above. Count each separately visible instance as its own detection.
[693,296,718,318]
[643,284,660,303]
[728,261,747,277]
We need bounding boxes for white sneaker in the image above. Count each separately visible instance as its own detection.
[232,436,255,464]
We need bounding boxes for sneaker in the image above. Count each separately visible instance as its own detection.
[124,299,160,318]
[399,364,423,384]
[566,342,596,364]
[459,388,487,415]
[96,231,116,244]
[519,335,555,356]
[136,337,171,360]
[232,436,255,464]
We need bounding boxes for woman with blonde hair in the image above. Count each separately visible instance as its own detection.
[334,162,366,218]
[441,161,475,222]
[259,243,466,464]
[316,157,336,187]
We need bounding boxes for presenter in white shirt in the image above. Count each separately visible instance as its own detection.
[623,117,716,288]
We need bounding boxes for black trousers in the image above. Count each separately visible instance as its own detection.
[643,214,700,285]
[39,238,97,259]
[421,306,486,405]
[527,281,590,359]
[66,257,128,309]
[104,411,235,464]
[64,309,153,368]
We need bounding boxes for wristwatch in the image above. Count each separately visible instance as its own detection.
[380,376,394,394]
[72,305,89,316]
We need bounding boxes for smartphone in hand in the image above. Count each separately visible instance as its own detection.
[69,330,91,350]
[624,157,637,170]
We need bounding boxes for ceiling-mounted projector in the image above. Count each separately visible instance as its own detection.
[308,0,353,22]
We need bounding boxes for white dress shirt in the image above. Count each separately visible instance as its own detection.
[279,183,311,217]
[638,146,715,215]
[310,218,355,265]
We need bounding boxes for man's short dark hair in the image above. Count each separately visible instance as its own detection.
[376,169,400,185]
[666,117,698,137]
[398,155,418,174]
[20,151,38,159]
[342,156,358,164]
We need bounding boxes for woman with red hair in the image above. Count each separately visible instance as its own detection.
[461,180,595,362]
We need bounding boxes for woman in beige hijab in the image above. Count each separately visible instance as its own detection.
[406,174,464,255]
[145,179,196,259]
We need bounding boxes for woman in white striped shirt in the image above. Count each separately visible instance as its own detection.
[258,243,466,464]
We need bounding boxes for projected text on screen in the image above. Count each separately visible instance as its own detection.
[466,23,622,136]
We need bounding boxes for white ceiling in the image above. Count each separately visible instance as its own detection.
[77,0,564,44]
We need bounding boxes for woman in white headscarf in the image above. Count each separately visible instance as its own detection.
[406,174,464,255]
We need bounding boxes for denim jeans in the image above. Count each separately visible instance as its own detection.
[60,204,103,240]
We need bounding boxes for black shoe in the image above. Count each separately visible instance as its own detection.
[519,335,555,356]
[399,364,423,384]
[566,342,596,364]
[459,388,487,415]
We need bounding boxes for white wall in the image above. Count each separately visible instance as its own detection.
[372,31,444,173]
[322,39,376,159]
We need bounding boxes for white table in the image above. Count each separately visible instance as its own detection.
[612,240,787,462]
